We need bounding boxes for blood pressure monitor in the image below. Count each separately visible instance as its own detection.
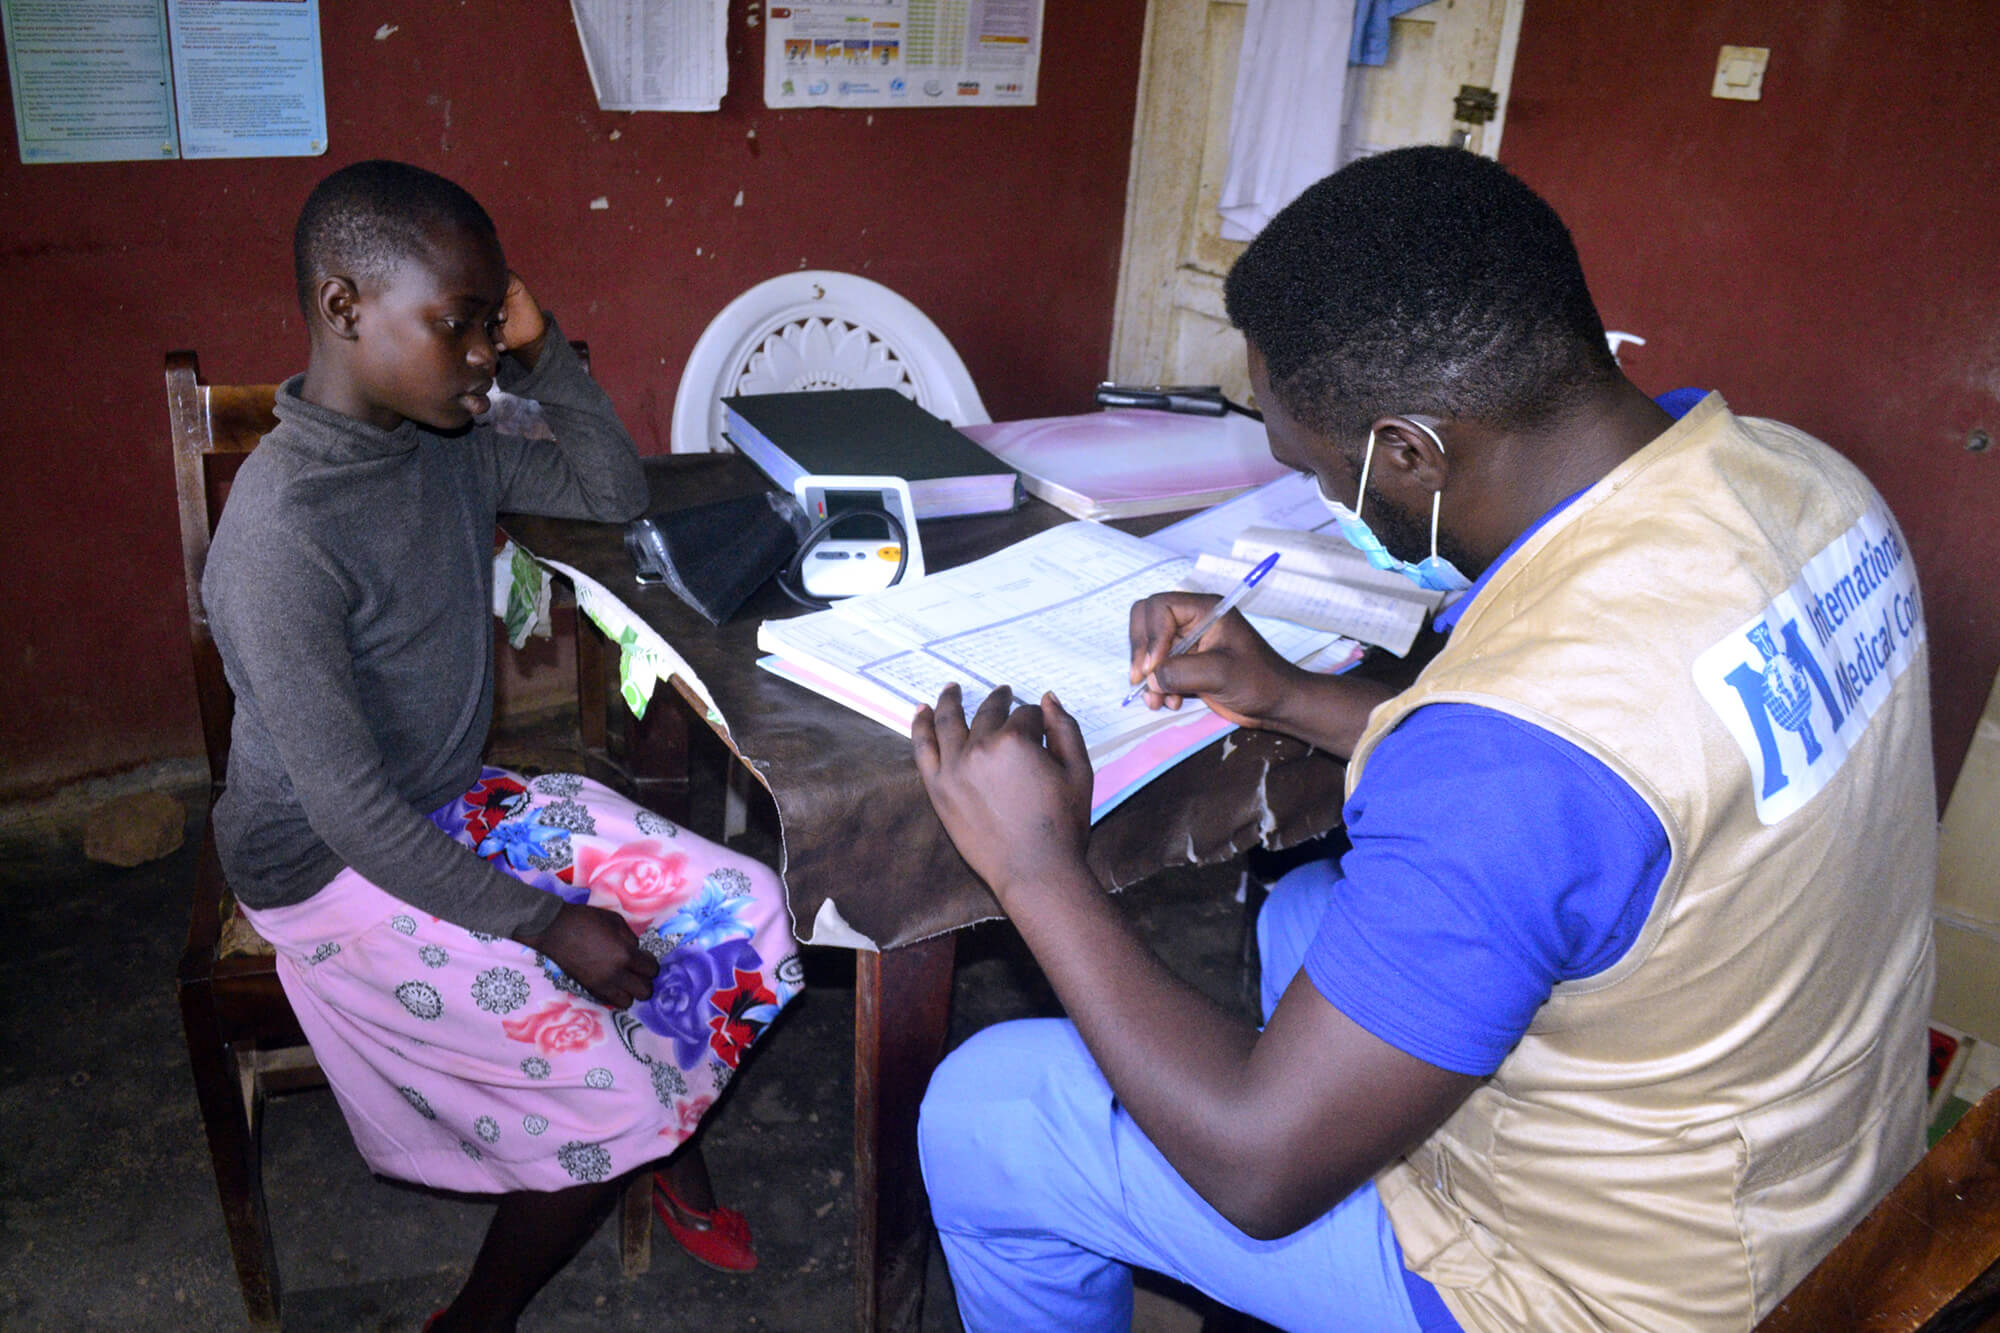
[791,475,925,599]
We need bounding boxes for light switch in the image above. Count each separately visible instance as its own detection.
[1712,45,1769,101]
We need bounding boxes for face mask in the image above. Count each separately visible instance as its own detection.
[1317,422,1473,594]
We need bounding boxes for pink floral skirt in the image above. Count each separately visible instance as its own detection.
[238,768,802,1194]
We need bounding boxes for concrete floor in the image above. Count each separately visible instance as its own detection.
[0,719,1273,1332]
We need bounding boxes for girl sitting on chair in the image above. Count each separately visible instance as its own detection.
[203,160,799,1331]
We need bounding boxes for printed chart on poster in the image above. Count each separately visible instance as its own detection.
[570,0,727,112]
[765,0,1042,110]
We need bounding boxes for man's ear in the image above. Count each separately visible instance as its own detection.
[313,276,362,342]
[1368,416,1450,495]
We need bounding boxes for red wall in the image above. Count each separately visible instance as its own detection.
[0,1,1145,797]
[1500,0,2000,800]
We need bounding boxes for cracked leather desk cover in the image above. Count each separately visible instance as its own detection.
[503,455,1347,952]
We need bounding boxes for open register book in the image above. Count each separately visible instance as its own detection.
[756,519,1361,821]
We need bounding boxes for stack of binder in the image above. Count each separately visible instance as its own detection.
[722,389,1022,520]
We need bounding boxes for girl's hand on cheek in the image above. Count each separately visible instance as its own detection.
[496,272,549,367]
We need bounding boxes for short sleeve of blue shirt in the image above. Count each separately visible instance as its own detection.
[1302,703,1671,1077]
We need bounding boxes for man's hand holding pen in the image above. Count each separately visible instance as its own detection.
[1125,590,1304,729]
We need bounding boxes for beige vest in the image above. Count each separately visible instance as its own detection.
[1355,396,1936,1331]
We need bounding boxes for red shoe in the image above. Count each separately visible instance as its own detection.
[652,1172,759,1273]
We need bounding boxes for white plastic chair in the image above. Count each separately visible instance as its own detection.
[671,270,989,453]
[672,272,987,838]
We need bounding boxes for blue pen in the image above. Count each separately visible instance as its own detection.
[1122,551,1281,706]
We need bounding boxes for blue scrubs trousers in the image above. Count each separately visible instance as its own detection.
[917,865,1439,1332]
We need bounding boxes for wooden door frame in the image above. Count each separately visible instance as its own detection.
[1108,0,1528,387]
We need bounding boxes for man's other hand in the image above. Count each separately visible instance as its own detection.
[911,684,1095,907]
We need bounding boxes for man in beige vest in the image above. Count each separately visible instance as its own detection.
[911,146,1935,1332]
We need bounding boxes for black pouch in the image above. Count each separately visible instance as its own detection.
[624,491,808,625]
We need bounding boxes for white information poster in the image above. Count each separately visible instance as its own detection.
[765,0,1042,110]
[164,0,325,158]
[570,0,728,112]
[2,0,180,163]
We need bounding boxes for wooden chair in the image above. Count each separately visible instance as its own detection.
[168,349,653,1330]
[1754,1085,2000,1333]
[1188,1083,2000,1333]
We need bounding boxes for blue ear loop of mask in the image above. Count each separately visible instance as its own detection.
[1317,421,1473,594]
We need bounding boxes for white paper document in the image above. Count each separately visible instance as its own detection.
[764,0,1043,110]
[165,0,326,158]
[571,0,727,112]
[4,0,180,163]
[758,521,1341,755]
[1189,556,1427,656]
[1184,524,1441,656]
[1147,470,1336,562]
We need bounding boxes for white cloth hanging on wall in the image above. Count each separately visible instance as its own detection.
[1217,0,1359,243]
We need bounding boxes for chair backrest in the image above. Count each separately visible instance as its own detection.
[165,343,591,790]
[1754,1084,2000,1332]
[167,351,277,791]
[671,270,989,454]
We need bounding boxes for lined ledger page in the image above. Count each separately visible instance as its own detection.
[760,522,1340,753]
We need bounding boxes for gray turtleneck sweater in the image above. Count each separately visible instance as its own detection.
[204,323,647,937]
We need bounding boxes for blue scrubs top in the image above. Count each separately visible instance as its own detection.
[1304,491,1671,1076]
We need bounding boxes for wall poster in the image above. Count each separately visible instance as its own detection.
[765,0,1042,109]
[570,0,728,112]
[2,0,180,163]
[164,0,326,159]
[2,0,326,164]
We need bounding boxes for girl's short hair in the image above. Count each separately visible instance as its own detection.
[293,159,497,315]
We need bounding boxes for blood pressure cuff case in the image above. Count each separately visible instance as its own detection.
[624,492,807,625]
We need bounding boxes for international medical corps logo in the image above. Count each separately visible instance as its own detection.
[1693,503,1924,825]
[1744,623,1822,763]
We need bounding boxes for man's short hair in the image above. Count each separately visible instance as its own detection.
[1223,147,1617,443]
[293,160,496,317]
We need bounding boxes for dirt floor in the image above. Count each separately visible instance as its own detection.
[0,715,1278,1332]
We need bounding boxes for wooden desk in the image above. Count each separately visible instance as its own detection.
[502,454,1347,1331]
